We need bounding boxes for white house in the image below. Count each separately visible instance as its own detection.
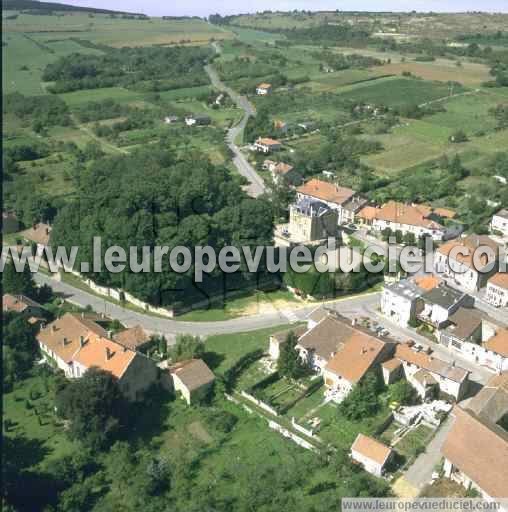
[254,137,282,154]
[394,342,470,400]
[359,201,459,241]
[491,209,508,239]
[184,114,211,127]
[381,275,442,328]
[486,272,508,308]
[434,234,500,292]
[37,313,158,400]
[416,283,474,331]
[440,307,508,373]
[296,178,360,225]
[169,359,215,405]
[351,434,393,477]
[256,82,272,95]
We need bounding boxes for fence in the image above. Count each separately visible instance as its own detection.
[240,390,279,417]
[268,420,317,452]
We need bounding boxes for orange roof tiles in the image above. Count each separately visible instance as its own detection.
[256,137,281,146]
[413,275,441,292]
[382,358,402,372]
[357,206,378,221]
[351,433,392,466]
[73,334,136,379]
[442,407,508,498]
[484,329,508,357]
[37,313,136,378]
[489,272,508,290]
[325,331,388,384]
[395,343,468,383]
[438,235,500,270]
[297,179,355,206]
[257,83,272,89]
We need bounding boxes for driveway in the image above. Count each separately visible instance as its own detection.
[204,63,266,197]
[402,416,454,493]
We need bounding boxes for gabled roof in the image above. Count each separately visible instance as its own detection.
[325,331,389,384]
[170,359,215,392]
[297,179,355,206]
[445,307,484,340]
[484,328,508,357]
[488,272,508,291]
[257,82,272,89]
[373,201,449,230]
[351,433,392,466]
[20,223,51,246]
[395,343,468,383]
[297,315,350,360]
[413,275,441,292]
[442,407,508,498]
[437,235,500,270]
[273,162,294,175]
[382,358,402,372]
[73,334,136,379]
[37,313,107,364]
[256,137,281,146]
[467,372,508,424]
[114,325,151,351]
[3,293,42,313]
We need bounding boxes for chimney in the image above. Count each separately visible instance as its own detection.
[107,330,113,340]
[79,335,85,348]
[52,324,57,332]
[81,312,85,319]
[62,337,68,346]
[361,347,367,355]
[105,347,113,361]
[351,318,357,327]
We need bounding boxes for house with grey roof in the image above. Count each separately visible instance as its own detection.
[416,283,474,331]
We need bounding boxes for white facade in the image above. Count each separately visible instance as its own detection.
[399,360,467,400]
[434,253,482,292]
[381,285,420,328]
[486,282,508,308]
[491,211,508,238]
[372,218,447,241]
[256,86,271,95]
[443,459,498,503]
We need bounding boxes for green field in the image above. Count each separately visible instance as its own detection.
[3,12,234,48]
[337,77,463,108]
[2,32,103,95]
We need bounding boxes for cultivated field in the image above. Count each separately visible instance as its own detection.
[2,12,234,47]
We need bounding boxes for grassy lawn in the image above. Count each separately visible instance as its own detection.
[317,403,392,451]
[204,323,299,376]
[177,289,300,322]
[284,383,325,421]
[393,424,434,461]
[3,372,79,470]
[337,77,464,108]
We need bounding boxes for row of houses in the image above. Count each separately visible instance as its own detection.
[381,275,508,373]
[441,373,508,500]
[269,309,471,403]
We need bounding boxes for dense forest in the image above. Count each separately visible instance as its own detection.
[50,145,275,309]
[42,46,213,93]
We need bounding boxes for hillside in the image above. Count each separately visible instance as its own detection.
[2,0,146,16]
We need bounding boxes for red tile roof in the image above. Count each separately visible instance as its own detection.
[297,179,355,206]
[351,433,392,466]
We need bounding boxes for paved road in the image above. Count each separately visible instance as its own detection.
[204,62,266,197]
[403,415,454,492]
[34,270,379,340]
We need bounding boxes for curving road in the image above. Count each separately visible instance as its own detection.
[205,60,266,197]
[34,271,380,341]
